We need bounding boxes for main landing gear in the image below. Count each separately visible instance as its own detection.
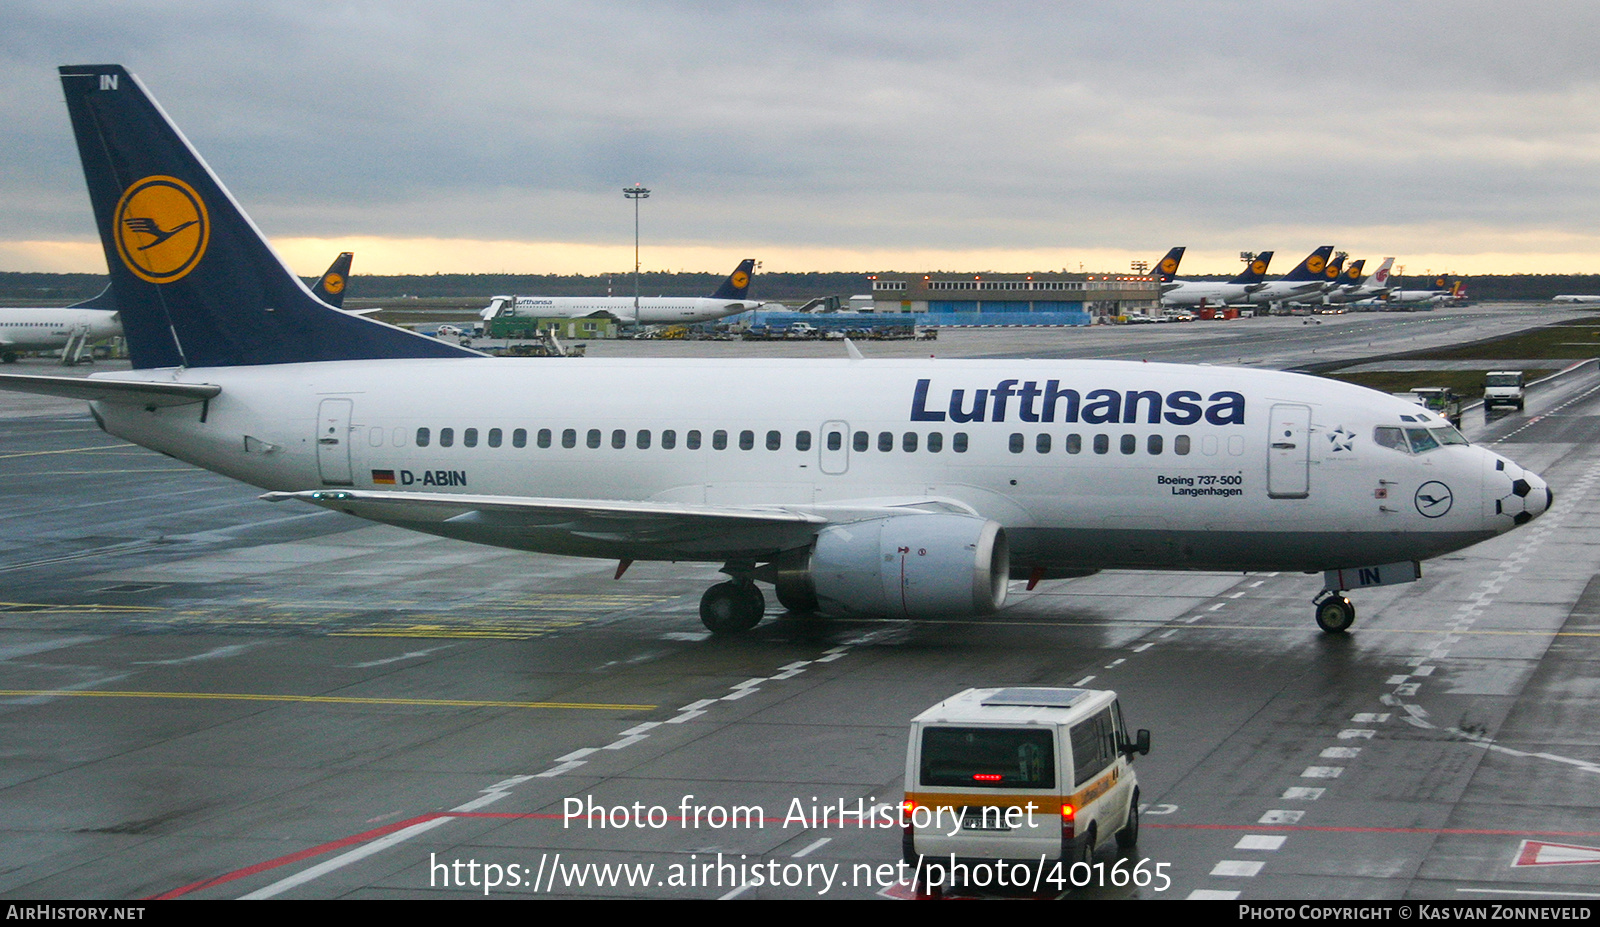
[1313,589,1355,634]
[700,578,766,634]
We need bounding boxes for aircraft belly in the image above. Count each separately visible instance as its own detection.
[1008,526,1497,572]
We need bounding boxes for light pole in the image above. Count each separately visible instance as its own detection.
[623,185,650,323]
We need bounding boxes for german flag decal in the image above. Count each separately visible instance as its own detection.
[372,469,396,485]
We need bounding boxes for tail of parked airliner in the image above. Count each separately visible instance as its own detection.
[1151,247,1185,282]
[1228,251,1273,285]
[1280,246,1336,283]
[312,252,354,309]
[709,259,758,299]
[58,65,475,369]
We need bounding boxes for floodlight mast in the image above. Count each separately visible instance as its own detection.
[623,185,651,321]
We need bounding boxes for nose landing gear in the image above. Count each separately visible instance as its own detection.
[1313,589,1355,634]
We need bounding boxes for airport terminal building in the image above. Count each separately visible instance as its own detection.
[868,272,1160,325]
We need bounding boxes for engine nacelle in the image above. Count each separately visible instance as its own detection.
[774,515,1009,619]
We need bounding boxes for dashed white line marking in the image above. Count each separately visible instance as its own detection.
[1338,729,1376,740]
[1282,787,1325,800]
[1301,766,1343,779]
[1320,747,1361,759]
[1259,810,1305,824]
[1072,675,1096,686]
[1131,643,1154,652]
[555,748,597,762]
[1189,889,1241,900]
[535,760,586,777]
[1236,835,1287,851]
[240,816,454,899]
[793,838,831,858]
[666,710,706,724]
[603,734,649,750]
[1211,860,1264,877]
[1351,713,1391,723]
[1160,629,1179,639]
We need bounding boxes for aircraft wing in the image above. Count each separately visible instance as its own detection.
[261,489,979,560]
[0,373,220,407]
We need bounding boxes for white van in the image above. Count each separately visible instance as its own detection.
[902,687,1149,877]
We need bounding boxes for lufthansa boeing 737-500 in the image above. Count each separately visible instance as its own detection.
[0,66,1553,637]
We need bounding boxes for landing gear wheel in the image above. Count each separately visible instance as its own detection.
[1315,594,1355,634]
[1115,791,1140,850]
[700,580,765,634]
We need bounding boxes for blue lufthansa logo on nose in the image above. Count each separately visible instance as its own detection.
[1415,481,1453,518]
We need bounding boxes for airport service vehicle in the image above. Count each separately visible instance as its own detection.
[479,260,765,326]
[0,65,1554,638]
[1483,371,1526,411]
[903,687,1149,882]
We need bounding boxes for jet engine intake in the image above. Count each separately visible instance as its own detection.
[773,514,1009,619]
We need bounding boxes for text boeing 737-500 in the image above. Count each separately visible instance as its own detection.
[0,65,1552,636]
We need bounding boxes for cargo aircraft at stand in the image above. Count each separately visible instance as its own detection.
[0,66,1554,637]
[479,259,767,326]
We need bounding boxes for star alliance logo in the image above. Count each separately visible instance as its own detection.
[1328,426,1355,452]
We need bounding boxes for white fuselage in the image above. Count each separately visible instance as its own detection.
[0,308,121,353]
[1553,295,1600,304]
[86,357,1544,574]
[1160,282,1258,307]
[485,296,764,325]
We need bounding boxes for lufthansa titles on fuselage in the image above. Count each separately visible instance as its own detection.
[909,378,1246,426]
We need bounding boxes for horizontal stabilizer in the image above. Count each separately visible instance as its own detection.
[0,373,219,406]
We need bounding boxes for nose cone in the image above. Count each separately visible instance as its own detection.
[1485,453,1551,527]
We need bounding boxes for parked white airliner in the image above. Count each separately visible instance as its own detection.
[0,287,120,364]
[479,259,766,326]
[0,66,1553,637]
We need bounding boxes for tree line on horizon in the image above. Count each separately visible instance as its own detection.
[2,270,1599,303]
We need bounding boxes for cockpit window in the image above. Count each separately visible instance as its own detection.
[1374,426,1407,451]
[1375,425,1468,454]
[1405,428,1440,453]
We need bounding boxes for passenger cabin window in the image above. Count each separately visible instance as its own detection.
[1120,434,1136,455]
[586,429,601,449]
[953,432,969,453]
[562,428,577,449]
[853,431,869,452]
[440,428,454,448]
[637,430,651,449]
[463,428,478,448]
[612,429,626,449]
[1148,435,1162,455]
[1065,433,1081,454]
[766,430,781,451]
[416,427,430,447]
[878,432,893,452]
[661,429,677,449]
[687,430,702,450]
[1009,433,1024,454]
[903,432,918,453]
[487,428,501,448]
[1036,434,1051,454]
[1174,435,1190,455]
[927,432,943,453]
[713,430,728,450]
[795,431,812,452]
[1093,434,1109,455]
[740,430,755,450]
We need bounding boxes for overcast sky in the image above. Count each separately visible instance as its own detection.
[3,1,1599,278]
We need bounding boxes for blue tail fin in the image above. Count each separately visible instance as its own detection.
[59,65,475,369]
[1280,246,1336,283]
[1152,247,1185,282]
[1321,254,1345,284]
[1228,251,1273,284]
[312,252,354,309]
[709,259,757,299]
